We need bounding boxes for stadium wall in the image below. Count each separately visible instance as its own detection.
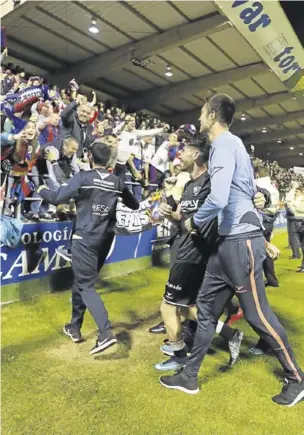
[1,211,287,304]
[1,221,157,304]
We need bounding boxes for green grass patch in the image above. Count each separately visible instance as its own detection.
[2,233,304,434]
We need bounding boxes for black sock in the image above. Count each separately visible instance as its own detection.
[220,324,236,341]
[174,348,187,362]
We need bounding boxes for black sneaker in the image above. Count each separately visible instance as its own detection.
[56,247,72,263]
[160,370,199,395]
[265,282,279,288]
[149,322,166,334]
[228,330,244,366]
[63,324,82,343]
[272,379,304,407]
[89,332,117,355]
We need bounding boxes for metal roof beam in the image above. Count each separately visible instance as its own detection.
[233,111,304,134]
[257,139,304,150]
[166,91,292,125]
[271,148,304,157]
[127,62,266,110]
[51,13,230,87]
[244,128,304,144]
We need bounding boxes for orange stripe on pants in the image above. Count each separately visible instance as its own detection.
[246,239,301,383]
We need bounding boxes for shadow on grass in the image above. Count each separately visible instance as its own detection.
[94,331,132,361]
[1,310,162,365]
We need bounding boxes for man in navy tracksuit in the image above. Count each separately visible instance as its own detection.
[38,142,139,355]
[160,94,304,407]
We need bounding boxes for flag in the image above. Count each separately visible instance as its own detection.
[1,27,7,50]
[10,177,35,203]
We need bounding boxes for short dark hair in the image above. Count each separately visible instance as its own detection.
[90,142,111,166]
[188,135,210,165]
[206,93,235,126]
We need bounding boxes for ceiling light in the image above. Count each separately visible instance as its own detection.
[299,153,303,156]
[262,127,267,133]
[240,113,246,121]
[89,18,99,34]
[277,138,282,144]
[165,65,173,77]
[290,146,294,150]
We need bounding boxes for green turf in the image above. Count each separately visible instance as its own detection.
[2,232,304,435]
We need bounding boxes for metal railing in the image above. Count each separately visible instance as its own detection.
[1,171,161,220]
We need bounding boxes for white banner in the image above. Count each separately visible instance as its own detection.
[115,198,154,235]
[215,0,304,92]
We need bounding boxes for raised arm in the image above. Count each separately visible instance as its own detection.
[61,101,77,128]
[120,185,140,210]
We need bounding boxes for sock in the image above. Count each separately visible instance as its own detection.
[216,320,224,334]
[170,339,187,362]
[219,324,236,341]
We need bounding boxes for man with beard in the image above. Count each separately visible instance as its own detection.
[160,94,304,407]
[154,136,244,371]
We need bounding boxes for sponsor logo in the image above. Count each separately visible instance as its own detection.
[166,282,182,291]
[180,199,199,212]
[229,1,302,78]
[235,285,247,293]
[92,203,110,215]
[232,0,271,33]
[210,166,223,178]
[93,178,114,187]
[99,172,110,180]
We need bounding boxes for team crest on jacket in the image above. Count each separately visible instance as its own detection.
[193,186,201,197]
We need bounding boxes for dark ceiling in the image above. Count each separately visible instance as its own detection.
[280,1,304,47]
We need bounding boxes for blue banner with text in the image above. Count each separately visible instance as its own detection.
[1,222,156,286]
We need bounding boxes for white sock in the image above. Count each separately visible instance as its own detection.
[216,320,224,334]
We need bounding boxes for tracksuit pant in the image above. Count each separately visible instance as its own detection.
[289,218,301,259]
[184,232,303,383]
[292,219,304,267]
[70,233,115,335]
[263,226,279,286]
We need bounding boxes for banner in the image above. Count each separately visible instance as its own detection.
[115,191,163,235]
[0,221,156,286]
[215,0,304,94]
[1,85,50,113]
[115,198,153,235]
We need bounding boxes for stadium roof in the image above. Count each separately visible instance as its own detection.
[2,0,304,166]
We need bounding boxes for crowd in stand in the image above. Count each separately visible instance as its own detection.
[1,58,303,223]
[254,158,304,201]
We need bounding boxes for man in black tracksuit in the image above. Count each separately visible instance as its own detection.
[38,142,139,355]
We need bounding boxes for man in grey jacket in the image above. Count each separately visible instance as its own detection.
[61,94,93,157]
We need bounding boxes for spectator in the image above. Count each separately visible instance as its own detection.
[39,113,61,145]
[115,115,167,182]
[61,94,93,158]
[1,121,43,218]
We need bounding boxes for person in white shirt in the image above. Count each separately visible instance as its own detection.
[115,115,168,183]
[149,134,181,193]
[127,137,155,200]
